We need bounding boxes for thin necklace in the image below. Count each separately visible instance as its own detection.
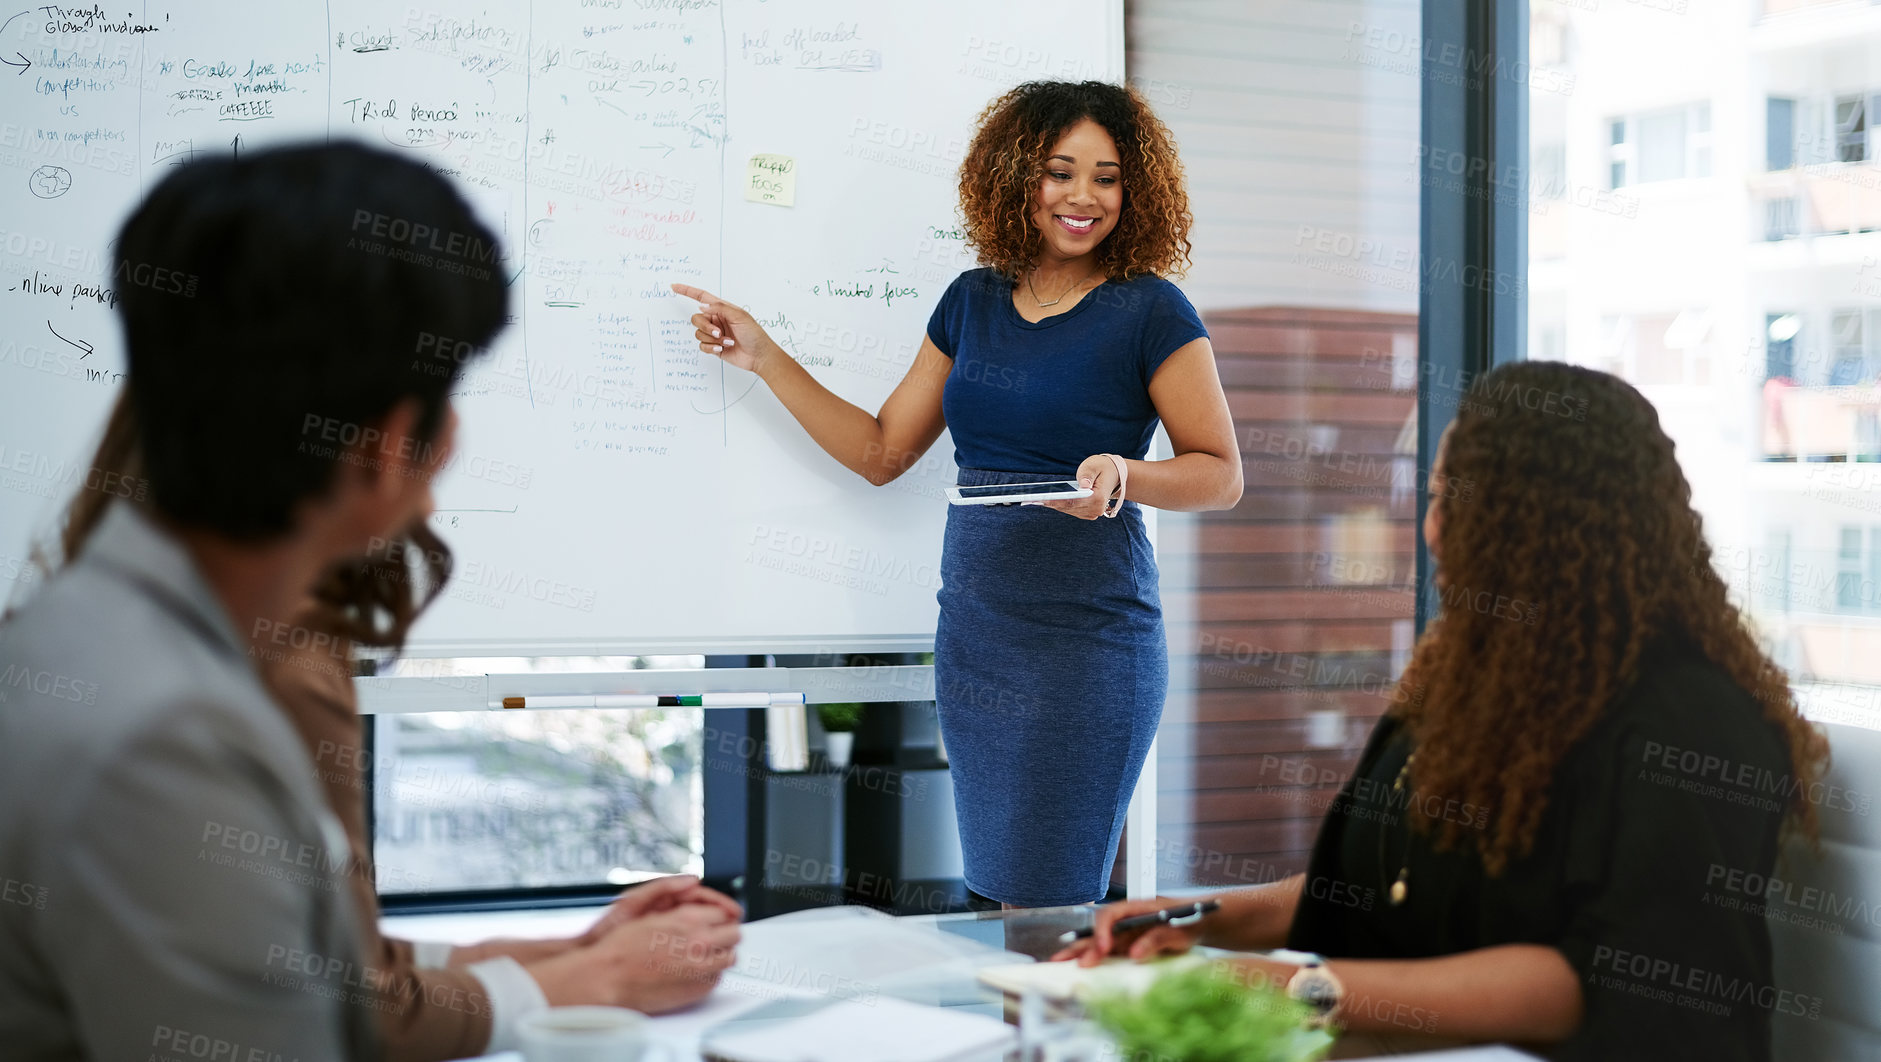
[1027,266,1094,308]
[1378,751,1416,906]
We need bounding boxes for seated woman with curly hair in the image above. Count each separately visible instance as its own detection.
[673,80,1242,908]
[1058,361,1828,1061]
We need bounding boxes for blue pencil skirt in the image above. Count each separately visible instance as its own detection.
[934,467,1167,907]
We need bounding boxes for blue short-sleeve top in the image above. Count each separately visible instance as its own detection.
[925,267,1209,476]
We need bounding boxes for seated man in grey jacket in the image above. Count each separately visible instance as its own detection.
[0,144,511,1061]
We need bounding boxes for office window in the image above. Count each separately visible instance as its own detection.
[1769,97,1796,170]
[372,708,704,895]
[1534,5,1881,714]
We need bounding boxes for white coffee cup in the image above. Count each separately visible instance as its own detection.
[519,1006,670,1062]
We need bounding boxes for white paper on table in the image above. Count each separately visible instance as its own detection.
[733,906,1021,998]
[702,996,1015,1062]
[586,972,821,1062]
[975,954,1205,1001]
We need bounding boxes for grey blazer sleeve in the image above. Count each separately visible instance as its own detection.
[37,707,377,1062]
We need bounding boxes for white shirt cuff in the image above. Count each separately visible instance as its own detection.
[467,956,551,1054]
[411,939,455,969]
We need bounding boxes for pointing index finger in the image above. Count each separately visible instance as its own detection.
[669,282,719,305]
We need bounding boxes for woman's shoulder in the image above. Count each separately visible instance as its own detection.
[1624,643,1769,725]
[1112,272,1193,303]
[1582,641,1789,779]
[1116,271,1185,293]
[1098,273,1202,324]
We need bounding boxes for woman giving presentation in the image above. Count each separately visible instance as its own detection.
[674,80,1241,906]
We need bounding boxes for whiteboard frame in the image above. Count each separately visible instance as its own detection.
[345,0,1148,897]
[387,0,1121,661]
[394,0,1130,662]
[396,632,939,659]
[356,665,937,715]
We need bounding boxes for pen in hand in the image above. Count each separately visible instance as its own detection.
[1058,901,1220,947]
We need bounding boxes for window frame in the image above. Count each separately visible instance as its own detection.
[1418,0,1527,633]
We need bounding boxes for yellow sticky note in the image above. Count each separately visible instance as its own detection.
[745,154,796,207]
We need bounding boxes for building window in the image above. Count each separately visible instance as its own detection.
[1535,321,1567,362]
[1608,118,1630,189]
[1608,104,1711,188]
[1838,527,1863,611]
[1635,313,1685,385]
[1596,312,1709,385]
[1832,527,1881,614]
[1768,97,1796,171]
[1869,529,1881,613]
[1765,196,1801,242]
[1831,309,1872,386]
[1532,141,1566,200]
[1766,313,1799,380]
[1532,6,1569,67]
[1763,528,1792,613]
[1835,94,1868,163]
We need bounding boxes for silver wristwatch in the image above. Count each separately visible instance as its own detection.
[1272,949,1345,1030]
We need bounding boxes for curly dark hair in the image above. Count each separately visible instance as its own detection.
[958,80,1192,280]
[1397,361,1828,874]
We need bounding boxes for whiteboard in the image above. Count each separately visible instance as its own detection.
[0,1,1123,655]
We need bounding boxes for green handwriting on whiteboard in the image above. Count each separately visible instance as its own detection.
[744,153,796,207]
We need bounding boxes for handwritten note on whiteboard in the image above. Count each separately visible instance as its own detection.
[744,153,797,206]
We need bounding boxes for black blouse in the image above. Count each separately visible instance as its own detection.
[1287,641,1796,1061]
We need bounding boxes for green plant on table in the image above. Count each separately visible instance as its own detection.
[816,702,865,733]
[1088,963,1336,1062]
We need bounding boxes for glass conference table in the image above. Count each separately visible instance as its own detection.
[398,903,1534,1062]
